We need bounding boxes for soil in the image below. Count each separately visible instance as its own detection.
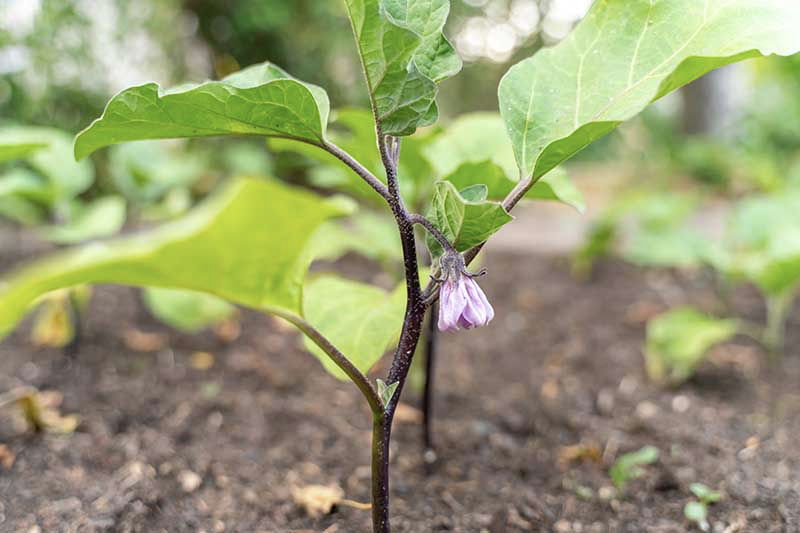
[0,239,798,532]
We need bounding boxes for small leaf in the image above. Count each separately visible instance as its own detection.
[458,184,488,202]
[0,142,47,163]
[38,196,127,244]
[142,288,236,333]
[718,192,800,296]
[425,180,513,258]
[609,446,659,492]
[684,501,709,531]
[624,226,709,269]
[344,0,461,135]
[689,483,722,504]
[376,379,400,407]
[0,127,93,203]
[75,62,331,159]
[645,308,739,385]
[302,275,406,380]
[500,1,800,181]
[108,140,208,203]
[308,211,402,264]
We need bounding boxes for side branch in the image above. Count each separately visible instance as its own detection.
[282,313,383,414]
[409,214,455,253]
[323,141,391,202]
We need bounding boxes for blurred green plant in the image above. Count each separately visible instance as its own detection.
[609,445,660,493]
[578,186,800,382]
[684,482,723,531]
[645,308,739,386]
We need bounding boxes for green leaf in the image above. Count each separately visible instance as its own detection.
[624,226,709,269]
[645,307,739,385]
[308,211,402,264]
[270,107,439,206]
[0,168,53,206]
[425,180,513,258]
[108,140,208,203]
[376,378,400,407]
[302,275,406,380]
[683,501,709,530]
[344,0,461,135]
[0,142,47,163]
[689,483,722,505]
[75,62,331,159]
[609,446,660,492]
[0,127,93,204]
[142,287,236,333]
[425,113,582,209]
[38,196,127,244]
[500,0,800,180]
[0,178,345,340]
[717,192,800,295]
[444,161,584,212]
[269,107,386,202]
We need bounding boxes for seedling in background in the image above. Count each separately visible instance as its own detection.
[1,2,799,531]
[684,483,722,531]
[579,186,800,384]
[609,446,660,494]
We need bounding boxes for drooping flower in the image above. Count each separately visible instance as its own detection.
[436,251,494,332]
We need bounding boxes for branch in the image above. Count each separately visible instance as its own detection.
[408,214,455,254]
[280,312,383,415]
[322,141,391,202]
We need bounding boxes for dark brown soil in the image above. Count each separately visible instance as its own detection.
[0,242,798,532]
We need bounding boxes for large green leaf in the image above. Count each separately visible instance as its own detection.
[303,275,406,379]
[645,307,738,385]
[424,113,582,209]
[74,62,331,159]
[500,0,800,180]
[0,178,345,339]
[425,180,513,258]
[344,0,461,136]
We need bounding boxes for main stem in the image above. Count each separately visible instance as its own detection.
[371,413,392,532]
[370,132,428,533]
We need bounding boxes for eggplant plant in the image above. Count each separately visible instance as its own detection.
[1,1,799,531]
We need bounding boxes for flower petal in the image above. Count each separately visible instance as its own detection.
[464,277,494,326]
[460,281,486,327]
[438,280,462,331]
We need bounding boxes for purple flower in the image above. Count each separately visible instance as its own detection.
[436,252,494,332]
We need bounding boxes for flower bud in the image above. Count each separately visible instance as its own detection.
[437,252,494,332]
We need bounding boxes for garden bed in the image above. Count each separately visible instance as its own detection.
[0,250,798,532]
